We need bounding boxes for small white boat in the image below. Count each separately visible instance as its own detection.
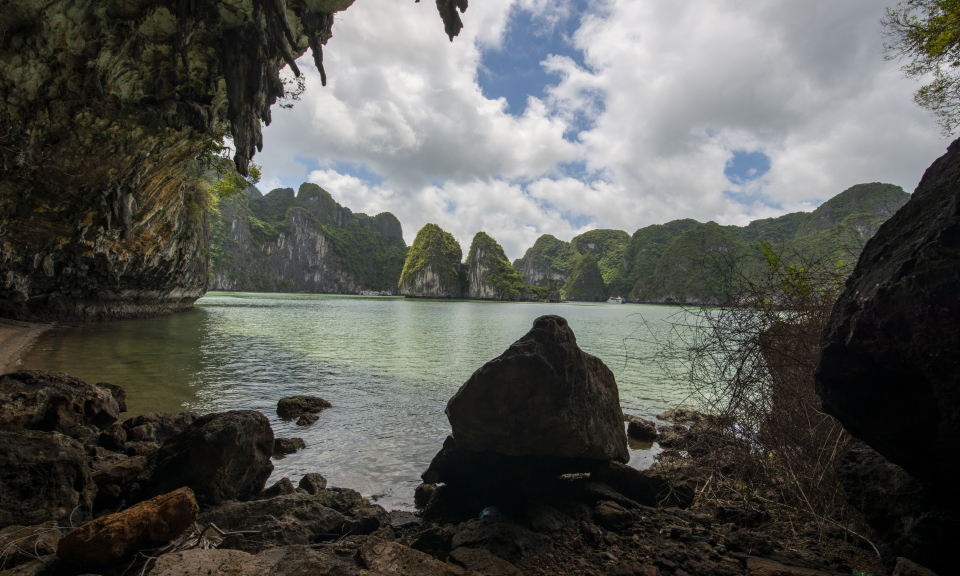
[607,296,626,304]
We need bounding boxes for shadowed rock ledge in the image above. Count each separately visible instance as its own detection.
[0,0,465,321]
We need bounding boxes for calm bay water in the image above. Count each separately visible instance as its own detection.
[21,293,690,510]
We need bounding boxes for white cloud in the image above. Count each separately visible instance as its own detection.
[256,0,946,260]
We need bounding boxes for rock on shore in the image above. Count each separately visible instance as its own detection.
[444,315,628,463]
[138,410,275,506]
[816,138,960,491]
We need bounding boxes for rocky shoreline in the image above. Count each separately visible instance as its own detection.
[2,315,934,576]
[0,319,54,374]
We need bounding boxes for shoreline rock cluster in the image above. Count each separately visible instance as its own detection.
[0,315,942,576]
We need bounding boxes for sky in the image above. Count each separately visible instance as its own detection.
[251,0,947,261]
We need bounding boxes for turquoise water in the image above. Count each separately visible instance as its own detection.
[21,293,690,509]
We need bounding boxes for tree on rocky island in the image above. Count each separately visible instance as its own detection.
[399,223,464,298]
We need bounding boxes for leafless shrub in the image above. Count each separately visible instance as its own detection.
[629,240,856,525]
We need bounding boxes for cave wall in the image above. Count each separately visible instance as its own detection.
[0,0,467,320]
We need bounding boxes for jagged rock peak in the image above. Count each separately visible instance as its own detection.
[399,224,464,298]
[466,232,525,300]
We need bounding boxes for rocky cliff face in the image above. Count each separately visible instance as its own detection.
[0,0,463,320]
[564,253,605,302]
[399,224,464,298]
[210,184,406,293]
[513,234,577,287]
[816,142,960,494]
[466,232,533,300]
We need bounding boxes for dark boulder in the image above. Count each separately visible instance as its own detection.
[838,442,959,574]
[274,437,306,455]
[625,415,658,442]
[449,517,553,563]
[259,477,296,499]
[298,473,327,494]
[816,138,960,490]
[445,315,628,463]
[121,412,199,445]
[91,455,149,513]
[0,430,96,529]
[276,395,331,419]
[593,500,633,531]
[98,424,127,451]
[296,413,319,426]
[138,410,274,506]
[0,371,120,432]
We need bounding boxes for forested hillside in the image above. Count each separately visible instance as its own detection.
[513,183,910,303]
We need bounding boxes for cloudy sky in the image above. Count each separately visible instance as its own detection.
[253,0,946,261]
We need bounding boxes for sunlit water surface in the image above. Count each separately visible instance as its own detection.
[21,293,691,510]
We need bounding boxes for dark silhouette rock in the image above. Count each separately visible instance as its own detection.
[625,415,658,442]
[816,139,960,491]
[276,396,331,419]
[274,437,306,455]
[57,487,198,567]
[445,315,628,463]
[0,371,120,432]
[0,430,96,529]
[893,557,940,576]
[296,413,319,426]
[593,501,633,531]
[138,411,274,506]
[298,473,327,495]
[838,442,959,574]
[121,412,200,445]
[449,518,554,563]
[259,477,296,499]
[98,424,127,452]
[91,455,149,513]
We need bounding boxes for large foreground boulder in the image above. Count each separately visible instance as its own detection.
[138,411,274,506]
[839,443,960,574]
[816,139,960,490]
[0,430,96,529]
[445,315,628,463]
[0,371,121,432]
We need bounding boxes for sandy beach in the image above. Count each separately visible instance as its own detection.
[0,318,54,373]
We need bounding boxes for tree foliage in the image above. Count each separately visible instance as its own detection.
[883,0,960,134]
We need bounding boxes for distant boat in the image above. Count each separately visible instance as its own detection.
[607,296,626,304]
[359,290,381,296]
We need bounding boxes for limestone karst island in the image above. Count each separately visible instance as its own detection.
[0,1,957,575]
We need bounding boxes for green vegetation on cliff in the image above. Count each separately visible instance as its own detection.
[210,183,407,292]
[467,232,550,300]
[514,182,910,304]
[467,232,527,297]
[639,222,750,303]
[399,224,464,294]
[565,253,606,301]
